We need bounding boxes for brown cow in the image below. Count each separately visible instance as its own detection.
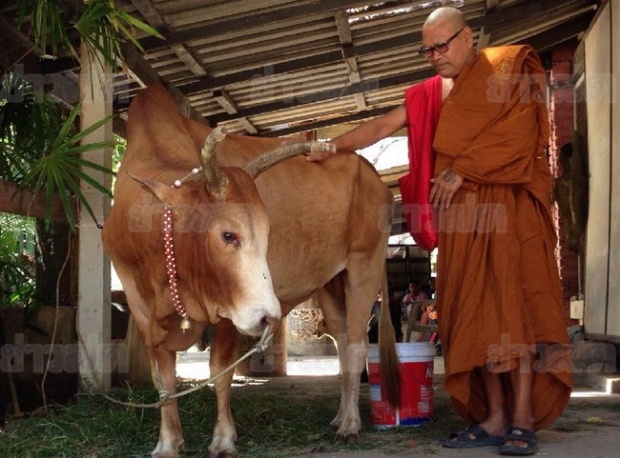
[102,85,398,458]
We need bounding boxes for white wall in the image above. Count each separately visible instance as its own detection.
[607,0,620,337]
[583,0,620,338]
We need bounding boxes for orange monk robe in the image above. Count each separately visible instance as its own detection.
[432,45,572,430]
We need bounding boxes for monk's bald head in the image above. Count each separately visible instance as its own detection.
[420,6,474,78]
[423,6,467,31]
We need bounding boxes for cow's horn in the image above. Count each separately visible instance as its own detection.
[243,142,336,178]
[201,126,228,196]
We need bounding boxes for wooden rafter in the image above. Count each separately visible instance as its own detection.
[335,10,366,111]
[127,0,208,77]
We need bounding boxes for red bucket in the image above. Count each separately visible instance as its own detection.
[366,342,435,428]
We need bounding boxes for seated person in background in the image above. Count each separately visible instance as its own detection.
[401,280,429,319]
[416,304,442,355]
[421,276,436,299]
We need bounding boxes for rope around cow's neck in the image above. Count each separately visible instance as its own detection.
[100,326,274,409]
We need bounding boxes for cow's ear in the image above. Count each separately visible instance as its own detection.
[128,173,175,205]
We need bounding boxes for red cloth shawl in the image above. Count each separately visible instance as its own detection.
[398,75,442,250]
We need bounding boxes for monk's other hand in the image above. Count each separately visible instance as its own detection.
[430,168,464,209]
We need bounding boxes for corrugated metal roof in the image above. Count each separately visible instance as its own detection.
[0,0,601,232]
[1,0,600,136]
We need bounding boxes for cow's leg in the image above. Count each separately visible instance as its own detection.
[149,345,184,458]
[116,277,185,458]
[328,254,384,442]
[207,319,240,458]
[318,281,365,443]
[317,287,347,429]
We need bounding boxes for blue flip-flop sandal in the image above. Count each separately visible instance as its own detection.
[500,426,539,456]
[441,424,504,448]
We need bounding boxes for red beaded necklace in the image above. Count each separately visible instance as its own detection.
[164,167,202,331]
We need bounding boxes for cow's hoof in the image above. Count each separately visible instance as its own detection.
[335,432,360,444]
[205,450,239,458]
[151,445,181,458]
[151,452,180,458]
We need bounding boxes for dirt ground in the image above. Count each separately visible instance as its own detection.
[235,372,620,458]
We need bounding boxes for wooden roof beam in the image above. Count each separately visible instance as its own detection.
[238,118,258,135]
[244,10,595,138]
[477,0,499,50]
[128,0,207,77]
[178,0,597,95]
[138,0,391,50]
[335,11,367,111]
[259,106,395,137]
[212,88,238,114]
[517,12,596,51]
[211,90,258,134]
[121,42,207,125]
[209,67,435,125]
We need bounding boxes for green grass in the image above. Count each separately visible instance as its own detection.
[4,376,615,457]
[0,379,464,458]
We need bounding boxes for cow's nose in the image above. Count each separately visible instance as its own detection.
[261,315,279,335]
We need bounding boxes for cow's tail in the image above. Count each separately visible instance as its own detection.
[378,268,401,407]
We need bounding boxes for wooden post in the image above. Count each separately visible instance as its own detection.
[77,43,113,391]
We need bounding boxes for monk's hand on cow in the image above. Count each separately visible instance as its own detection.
[304,143,337,162]
[305,150,333,162]
[430,168,464,210]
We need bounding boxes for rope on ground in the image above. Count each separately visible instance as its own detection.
[100,327,274,409]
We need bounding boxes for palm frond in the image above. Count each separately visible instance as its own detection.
[16,0,76,59]
[20,101,114,228]
[17,0,163,70]
[75,0,163,70]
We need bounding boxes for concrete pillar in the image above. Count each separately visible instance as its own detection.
[77,42,113,391]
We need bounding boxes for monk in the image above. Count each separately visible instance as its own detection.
[307,6,572,456]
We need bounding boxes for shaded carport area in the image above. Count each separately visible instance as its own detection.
[2,1,619,457]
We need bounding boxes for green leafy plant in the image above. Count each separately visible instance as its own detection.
[21,99,114,227]
[75,0,164,69]
[17,0,163,70]
[1,73,115,228]
[0,214,36,308]
[0,72,65,182]
[16,0,72,60]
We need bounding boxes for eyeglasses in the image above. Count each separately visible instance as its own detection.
[417,27,465,58]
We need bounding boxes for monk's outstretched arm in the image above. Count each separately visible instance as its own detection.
[305,105,407,161]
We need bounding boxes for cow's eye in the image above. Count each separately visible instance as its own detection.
[221,231,237,245]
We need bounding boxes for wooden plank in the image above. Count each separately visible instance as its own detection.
[138,0,379,50]
[518,13,596,51]
[335,11,367,111]
[176,0,596,95]
[469,0,596,29]
[238,117,258,135]
[121,42,208,124]
[209,68,435,125]
[128,0,208,76]
[0,179,71,223]
[212,88,238,114]
[180,50,344,94]
[258,105,396,137]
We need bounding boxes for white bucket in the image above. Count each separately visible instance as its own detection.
[366,342,435,428]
